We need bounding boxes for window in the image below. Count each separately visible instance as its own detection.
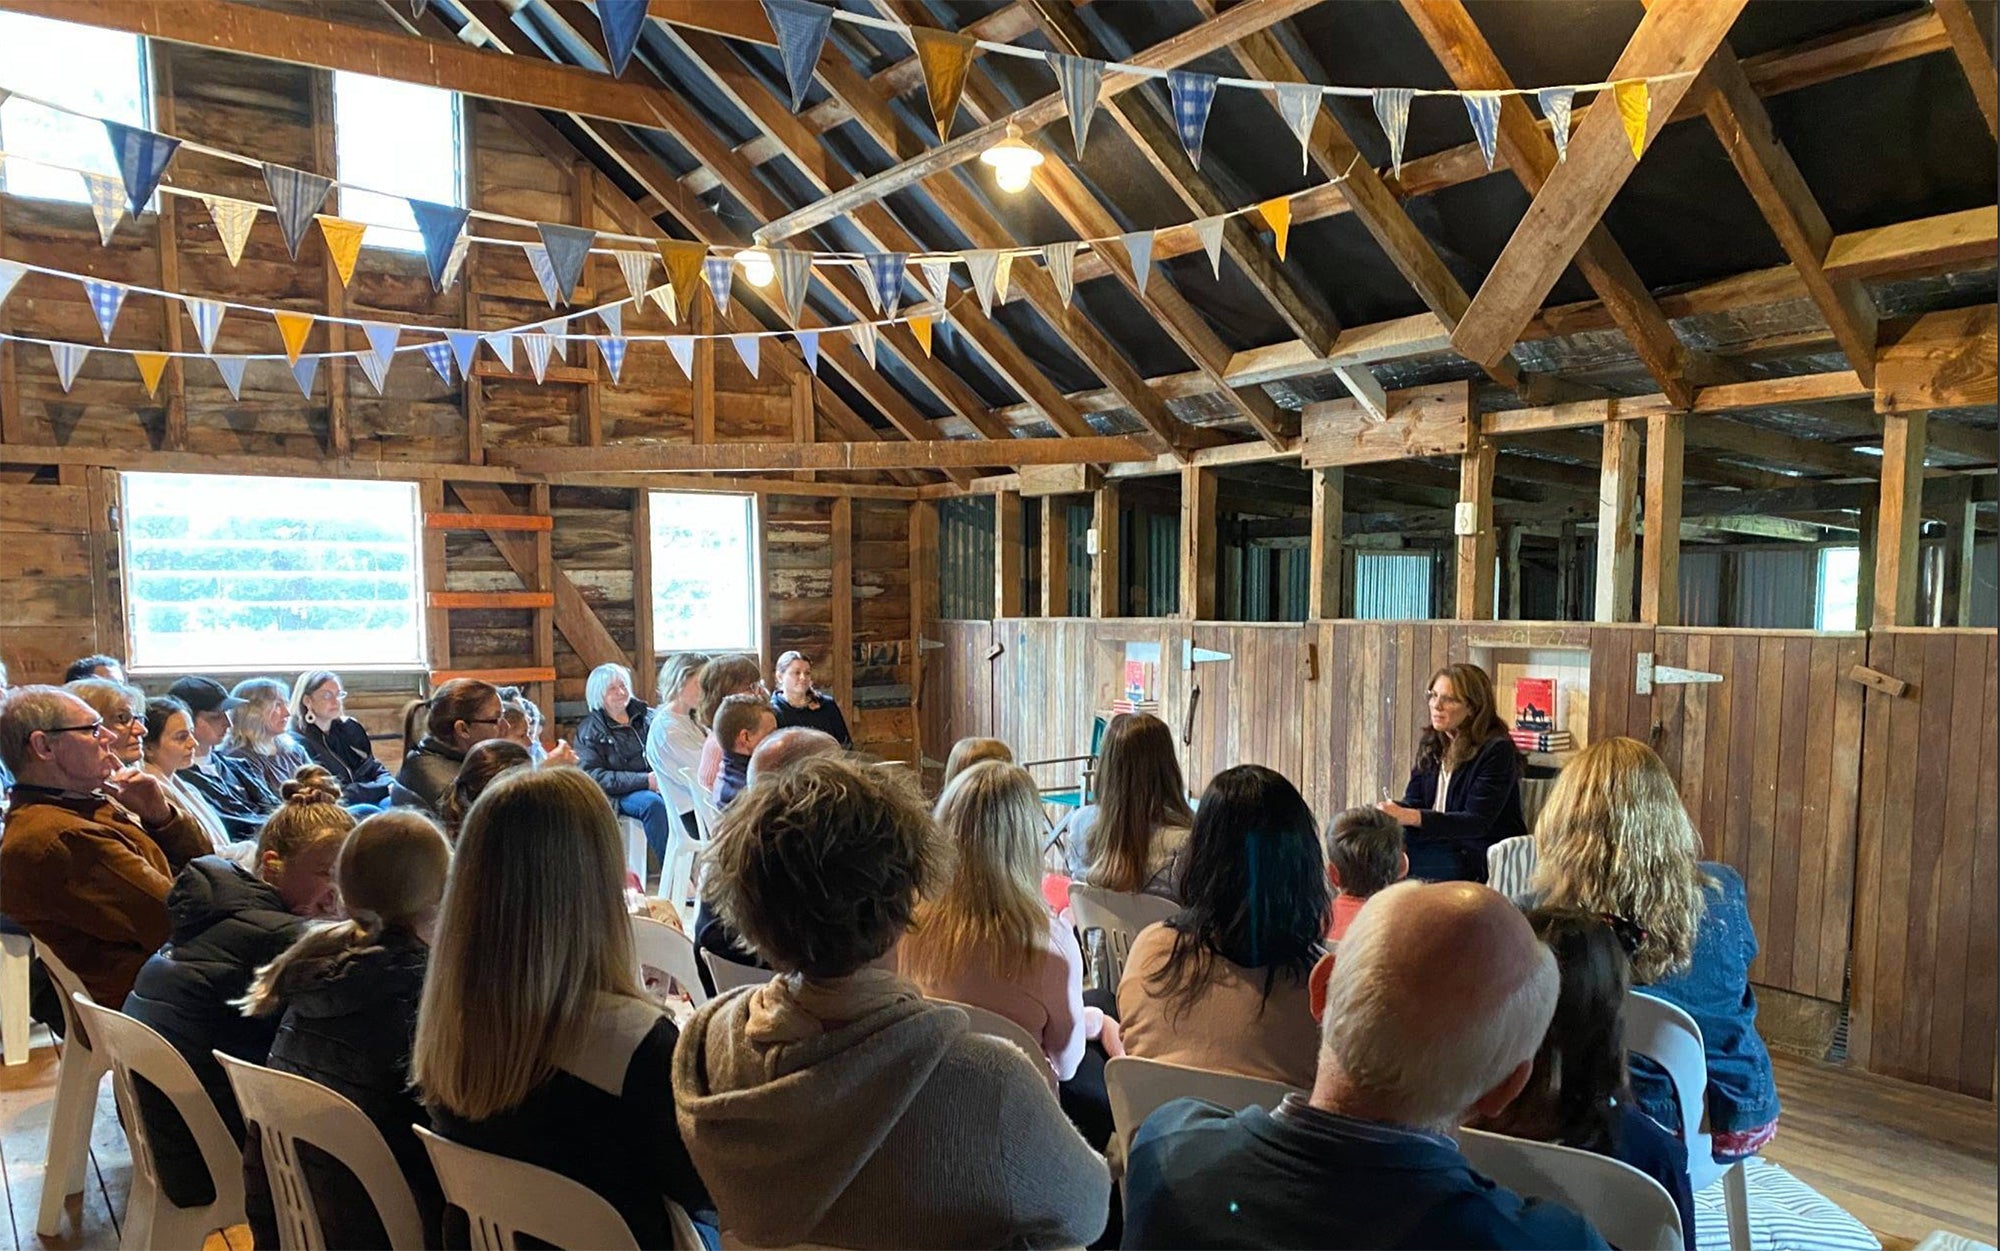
[332,71,463,251]
[121,473,425,671]
[0,13,148,205]
[649,492,758,652]
[1815,546,1861,631]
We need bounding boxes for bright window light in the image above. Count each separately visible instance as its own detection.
[121,473,425,671]
[0,13,148,205]
[1815,546,1861,631]
[649,492,759,652]
[332,71,462,251]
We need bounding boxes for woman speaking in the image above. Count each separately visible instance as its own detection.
[1376,662,1526,883]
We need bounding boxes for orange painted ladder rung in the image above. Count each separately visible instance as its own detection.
[427,591,555,610]
[428,667,556,686]
[424,512,553,532]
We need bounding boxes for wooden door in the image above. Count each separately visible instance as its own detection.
[1179,624,1307,796]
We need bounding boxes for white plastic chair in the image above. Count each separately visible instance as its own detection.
[1459,1126,1684,1251]
[1,930,32,1065]
[632,916,709,1008]
[1104,1054,1301,1158]
[616,816,650,889]
[681,768,718,843]
[700,950,770,995]
[1067,885,1178,988]
[930,998,1057,1091]
[33,941,109,1238]
[415,1125,707,1250]
[1485,835,1536,898]
[73,996,245,1251]
[216,1053,426,1250]
[1627,991,1751,1251]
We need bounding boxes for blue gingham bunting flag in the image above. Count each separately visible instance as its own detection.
[49,342,88,393]
[598,302,623,338]
[866,252,906,317]
[1464,91,1502,171]
[423,339,455,384]
[704,256,734,316]
[82,280,127,342]
[796,328,819,376]
[919,257,953,306]
[730,333,760,378]
[537,223,595,304]
[1373,87,1414,178]
[1167,70,1218,167]
[362,322,401,375]
[103,121,180,216]
[598,0,648,77]
[214,355,249,401]
[409,199,470,291]
[1192,216,1225,279]
[761,0,834,112]
[1119,230,1155,296]
[614,250,653,310]
[1044,241,1079,308]
[773,247,812,324]
[185,297,225,354]
[484,331,516,371]
[666,336,694,378]
[260,163,334,259]
[290,354,319,398]
[446,330,481,377]
[964,249,1001,316]
[1537,87,1576,162]
[524,243,563,308]
[852,318,877,367]
[597,335,628,385]
[1049,53,1104,156]
[0,261,24,310]
[1272,82,1321,174]
[82,172,124,245]
[522,331,555,384]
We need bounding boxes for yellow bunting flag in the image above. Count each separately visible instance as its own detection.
[315,216,368,287]
[912,28,975,139]
[133,351,169,398]
[910,314,933,357]
[273,310,315,365]
[656,240,706,321]
[1613,80,1650,161]
[1259,197,1293,261]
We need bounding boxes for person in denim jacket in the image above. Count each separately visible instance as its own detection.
[1521,737,1780,1160]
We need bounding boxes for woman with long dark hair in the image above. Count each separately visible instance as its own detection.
[1378,662,1525,883]
[391,678,503,815]
[1064,713,1195,900]
[1116,765,1328,1088]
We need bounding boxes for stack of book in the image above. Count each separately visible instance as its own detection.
[1116,659,1159,716]
[1112,699,1161,716]
[1511,677,1574,752]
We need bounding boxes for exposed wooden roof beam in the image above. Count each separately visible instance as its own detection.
[1480,370,1872,435]
[1508,429,1800,492]
[1932,0,2000,139]
[492,434,1164,474]
[1823,207,1999,281]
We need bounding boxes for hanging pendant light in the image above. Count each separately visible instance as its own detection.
[738,247,776,288]
[980,122,1045,194]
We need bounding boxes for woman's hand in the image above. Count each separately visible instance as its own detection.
[544,740,578,767]
[1376,800,1421,828]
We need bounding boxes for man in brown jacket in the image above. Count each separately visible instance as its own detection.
[0,686,212,1006]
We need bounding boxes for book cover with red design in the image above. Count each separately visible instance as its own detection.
[1514,677,1557,732]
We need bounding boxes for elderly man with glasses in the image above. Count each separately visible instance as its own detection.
[0,686,211,1007]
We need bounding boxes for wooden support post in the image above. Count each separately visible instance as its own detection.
[1596,421,1641,622]
[1556,520,1580,620]
[1041,495,1070,618]
[309,71,350,457]
[994,490,1025,617]
[1180,466,1217,620]
[790,375,815,484]
[1499,526,1523,620]
[572,161,603,447]
[1853,503,1876,631]
[420,479,450,676]
[1091,483,1122,618]
[461,103,485,465]
[1641,411,1685,625]
[631,487,655,699]
[693,300,717,443]
[1455,431,1497,619]
[1309,467,1346,620]
[909,497,938,747]
[148,45,188,452]
[831,496,854,709]
[1937,476,1977,626]
[530,482,555,727]
[1872,410,1927,627]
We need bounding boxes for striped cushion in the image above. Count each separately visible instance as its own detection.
[1693,1158,1879,1251]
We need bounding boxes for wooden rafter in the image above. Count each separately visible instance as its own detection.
[491,434,1162,474]
[1932,0,2000,139]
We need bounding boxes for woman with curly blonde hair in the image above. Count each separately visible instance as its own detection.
[1526,737,1779,1161]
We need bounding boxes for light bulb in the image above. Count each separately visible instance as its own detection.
[739,248,775,288]
[980,124,1044,194]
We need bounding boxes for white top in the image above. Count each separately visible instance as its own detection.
[1434,768,1454,813]
[644,706,708,818]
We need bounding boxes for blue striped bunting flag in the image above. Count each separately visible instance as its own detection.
[82,280,127,342]
[760,0,833,112]
[102,121,179,216]
[185,298,225,354]
[357,345,391,395]
[1049,53,1104,156]
[1537,87,1576,162]
[260,163,333,259]
[1373,87,1413,178]
[1167,70,1218,167]
[1464,91,1502,170]
[524,243,563,308]
[522,332,555,384]
[773,247,812,324]
[49,342,88,393]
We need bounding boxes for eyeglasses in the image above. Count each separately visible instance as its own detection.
[314,688,348,701]
[44,721,110,740]
[1425,692,1464,707]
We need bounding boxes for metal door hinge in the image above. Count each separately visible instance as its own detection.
[1635,652,1722,696]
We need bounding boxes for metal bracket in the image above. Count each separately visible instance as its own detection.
[1635,652,1723,696]
[918,636,944,651]
[1181,640,1232,671]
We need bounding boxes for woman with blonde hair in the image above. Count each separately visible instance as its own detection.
[694,653,765,790]
[413,766,713,1245]
[1065,712,1195,900]
[290,670,393,808]
[1379,661,1526,882]
[941,736,1012,788]
[645,652,710,834]
[1526,736,1779,1160]
[221,677,316,799]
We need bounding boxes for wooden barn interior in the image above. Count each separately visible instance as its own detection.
[0,0,1995,1246]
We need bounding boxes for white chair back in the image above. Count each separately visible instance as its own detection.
[217,1053,426,1250]
[700,950,770,995]
[930,999,1055,1091]
[1104,1055,1300,1157]
[1,929,33,1065]
[1485,835,1536,898]
[682,768,719,843]
[1068,885,1178,988]
[414,1125,686,1250]
[33,942,106,1237]
[73,996,245,1251]
[632,916,709,1008]
[1459,1127,1684,1251]
[615,816,649,888]
[1626,991,1752,1251]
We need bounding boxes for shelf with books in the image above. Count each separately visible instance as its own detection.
[1467,642,1592,765]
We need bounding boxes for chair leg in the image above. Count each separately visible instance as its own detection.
[1,934,32,1066]
[37,1043,105,1236]
[1722,1159,1751,1251]
[117,1168,157,1251]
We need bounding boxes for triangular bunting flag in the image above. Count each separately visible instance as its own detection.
[411,0,428,16]
[522,332,555,384]
[1614,80,1650,160]
[761,0,834,112]
[796,329,819,376]
[202,195,259,267]
[597,336,628,385]
[0,261,24,309]
[524,243,563,308]
[408,199,470,291]
[1166,71,1219,167]
[1192,215,1226,279]
[315,216,367,286]
[133,351,169,398]
[1272,82,1321,175]
[446,330,481,377]
[102,121,179,216]
[773,247,812,324]
[912,28,975,139]
[910,314,933,357]
[919,257,954,306]
[185,298,225,354]
[273,310,314,364]
[357,345,391,395]
[1044,241,1079,308]
[290,354,320,398]
[214,355,249,401]
[964,249,1001,315]
[423,339,455,384]
[440,232,470,291]
[1119,230,1155,296]
[50,342,88,393]
[1464,91,1502,171]
[866,252,906,317]
[1049,53,1104,156]
[666,336,694,378]
[852,318,877,367]
[545,316,569,360]
[657,241,706,316]
[704,256,734,316]
[994,253,1014,305]
[597,303,623,337]
[730,334,760,379]
[1537,87,1576,163]
[649,284,678,322]
[1373,87,1414,178]
[484,331,516,372]
[1259,197,1293,261]
[362,322,401,375]
[614,250,653,309]
[82,279,127,342]
[598,0,648,77]
[82,172,124,245]
[538,223,595,304]
[260,163,334,259]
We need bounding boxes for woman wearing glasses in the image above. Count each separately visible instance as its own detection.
[66,678,148,768]
[391,678,504,816]
[1376,662,1525,882]
[290,671,395,809]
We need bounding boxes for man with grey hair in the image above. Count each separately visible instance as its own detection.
[746,727,841,787]
[1122,881,1608,1250]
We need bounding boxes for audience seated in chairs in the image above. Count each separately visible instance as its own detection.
[241,808,451,1250]
[768,650,853,747]
[673,755,1110,1249]
[220,677,317,801]
[747,726,840,785]
[391,678,503,816]
[123,769,352,1209]
[941,736,1012,789]
[574,662,676,866]
[140,696,249,860]
[1524,736,1781,1161]
[708,693,776,811]
[439,739,532,844]
[644,653,710,835]
[63,653,126,684]
[66,678,148,768]
[169,676,282,842]
[290,670,394,809]
[1122,880,1609,1250]
[693,654,764,792]
[1471,908,1697,1250]
[1064,712,1195,902]
[0,685,212,1006]
[414,766,715,1248]
[1324,806,1408,942]
[1117,765,1328,1090]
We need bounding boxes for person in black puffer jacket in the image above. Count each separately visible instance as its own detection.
[391,679,503,815]
[241,809,451,1249]
[290,670,394,809]
[573,663,673,867]
[124,771,353,1209]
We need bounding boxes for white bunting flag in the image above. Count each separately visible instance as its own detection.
[730,334,761,379]
[964,249,1001,316]
[0,261,23,311]
[1373,87,1414,178]
[666,336,695,378]
[1537,87,1576,162]
[919,257,954,306]
[1120,230,1156,295]
[1464,91,1502,171]
[522,332,555,384]
[649,284,678,323]
[1193,215,1226,279]
[994,253,1014,305]
[1272,82,1322,175]
[202,195,259,267]
[357,345,391,395]
[1044,241,1079,308]
[614,250,654,309]
[852,318,877,367]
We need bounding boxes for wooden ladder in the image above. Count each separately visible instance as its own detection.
[421,481,557,722]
